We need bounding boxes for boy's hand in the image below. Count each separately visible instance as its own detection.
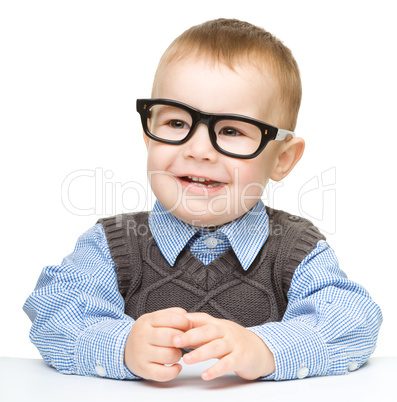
[172,312,275,381]
[124,307,192,382]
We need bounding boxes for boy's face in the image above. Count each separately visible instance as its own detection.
[144,58,286,226]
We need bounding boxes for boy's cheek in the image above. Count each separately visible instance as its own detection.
[236,169,268,200]
[148,171,182,206]
[240,180,267,198]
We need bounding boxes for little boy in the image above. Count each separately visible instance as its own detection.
[23,18,382,382]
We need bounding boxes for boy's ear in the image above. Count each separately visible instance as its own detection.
[270,137,305,182]
[143,131,149,149]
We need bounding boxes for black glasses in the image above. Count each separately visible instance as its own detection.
[136,98,295,159]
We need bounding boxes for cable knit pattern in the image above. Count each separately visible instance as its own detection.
[98,207,325,328]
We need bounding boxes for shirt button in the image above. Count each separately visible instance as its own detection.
[95,365,107,377]
[297,366,309,379]
[348,361,359,371]
[204,237,218,249]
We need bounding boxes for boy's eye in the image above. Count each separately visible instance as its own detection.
[219,127,243,137]
[168,120,189,129]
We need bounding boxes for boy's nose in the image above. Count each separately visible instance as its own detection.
[181,124,219,162]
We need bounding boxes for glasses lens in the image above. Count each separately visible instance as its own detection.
[147,104,192,142]
[214,120,262,156]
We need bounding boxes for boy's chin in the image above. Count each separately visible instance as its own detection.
[160,197,261,227]
[172,208,242,228]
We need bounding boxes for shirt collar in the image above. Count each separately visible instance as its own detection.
[148,200,269,270]
[148,201,199,266]
[218,200,269,270]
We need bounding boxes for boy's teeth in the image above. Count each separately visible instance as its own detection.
[188,176,208,182]
[184,176,221,188]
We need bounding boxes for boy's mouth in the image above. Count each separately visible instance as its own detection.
[180,175,222,188]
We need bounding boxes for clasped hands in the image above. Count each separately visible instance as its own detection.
[124,307,275,382]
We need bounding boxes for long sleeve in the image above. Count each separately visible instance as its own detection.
[23,224,139,379]
[248,240,382,380]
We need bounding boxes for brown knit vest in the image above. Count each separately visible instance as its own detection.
[98,207,325,328]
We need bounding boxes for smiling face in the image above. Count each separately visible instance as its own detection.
[144,58,287,226]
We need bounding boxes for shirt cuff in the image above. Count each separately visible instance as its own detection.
[248,321,340,381]
[74,319,140,380]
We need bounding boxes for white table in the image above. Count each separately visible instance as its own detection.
[0,356,396,402]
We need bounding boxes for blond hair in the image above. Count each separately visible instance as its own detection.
[152,19,301,131]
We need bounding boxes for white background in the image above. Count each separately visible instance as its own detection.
[1,0,396,360]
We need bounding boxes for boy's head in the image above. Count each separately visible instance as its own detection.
[141,18,305,227]
[152,18,301,131]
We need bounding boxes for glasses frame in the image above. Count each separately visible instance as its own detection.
[136,98,295,159]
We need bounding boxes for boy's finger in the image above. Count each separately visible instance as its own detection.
[150,327,186,347]
[150,308,191,330]
[201,355,234,381]
[173,325,222,348]
[146,362,183,382]
[183,338,229,365]
[147,345,182,365]
[184,312,217,327]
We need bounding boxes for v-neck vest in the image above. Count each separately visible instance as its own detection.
[98,207,325,328]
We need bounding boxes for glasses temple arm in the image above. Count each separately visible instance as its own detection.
[275,128,295,141]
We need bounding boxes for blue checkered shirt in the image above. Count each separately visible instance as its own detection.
[23,201,382,380]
